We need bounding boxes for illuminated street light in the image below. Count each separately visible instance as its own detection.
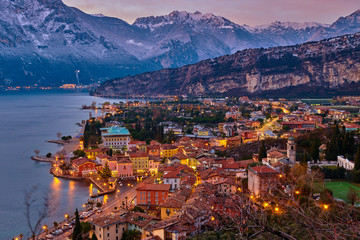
[263,202,269,207]
[211,216,215,221]
[324,204,329,210]
[295,190,300,195]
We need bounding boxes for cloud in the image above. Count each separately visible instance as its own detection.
[126,39,144,47]
[63,0,360,26]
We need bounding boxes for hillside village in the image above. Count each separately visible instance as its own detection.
[41,96,360,240]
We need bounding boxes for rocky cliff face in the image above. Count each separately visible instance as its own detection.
[94,33,360,97]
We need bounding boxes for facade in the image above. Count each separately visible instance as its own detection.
[162,171,181,192]
[147,145,161,157]
[88,212,127,240]
[287,137,296,163]
[215,179,237,196]
[100,126,131,150]
[136,184,170,208]
[248,166,278,196]
[71,157,98,177]
[337,155,355,170]
[129,152,149,175]
[84,148,110,161]
[116,157,134,177]
[160,145,178,158]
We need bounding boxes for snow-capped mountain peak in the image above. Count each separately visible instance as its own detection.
[133,11,235,31]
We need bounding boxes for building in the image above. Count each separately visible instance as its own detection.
[88,211,128,240]
[287,137,296,164]
[282,121,316,131]
[116,157,134,178]
[84,148,111,161]
[136,184,171,208]
[126,212,161,238]
[162,171,181,192]
[337,156,355,170]
[100,126,131,150]
[248,166,279,196]
[128,141,147,152]
[160,144,178,158]
[147,145,161,157]
[71,157,98,177]
[215,178,238,196]
[129,152,149,175]
[160,194,186,220]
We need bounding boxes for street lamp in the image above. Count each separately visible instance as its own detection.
[42,225,48,234]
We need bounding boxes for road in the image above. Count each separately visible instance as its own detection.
[259,117,279,132]
[39,176,155,240]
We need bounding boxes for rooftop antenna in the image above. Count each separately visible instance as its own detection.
[75,70,80,86]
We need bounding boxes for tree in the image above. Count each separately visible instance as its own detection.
[354,147,360,170]
[24,186,52,239]
[91,233,98,240]
[258,141,266,162]
[121,229,142,240]
[310,136,321,163]
[99,162,112,181]
[347,187,358,205]
[53,221,58,230]
[72,209,82,240]
[57,132,62,139]
[46,153,52,158]
[34,149,40,157]
[131,206,145,213]
[80,222,92,234]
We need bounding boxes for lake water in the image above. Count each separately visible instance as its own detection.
[0,89,124,239]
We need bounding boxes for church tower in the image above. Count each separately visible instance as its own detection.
[287,137,296,164]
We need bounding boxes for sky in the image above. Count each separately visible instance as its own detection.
[62,0,360,26]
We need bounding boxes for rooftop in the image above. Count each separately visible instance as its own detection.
[137,183,171,192]
[249,166,278,175]
[102,126,130,136]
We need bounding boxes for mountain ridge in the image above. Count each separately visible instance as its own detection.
[0,0,359,87]
[93,32,360,97]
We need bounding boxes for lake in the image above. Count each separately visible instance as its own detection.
[0,89,124,239]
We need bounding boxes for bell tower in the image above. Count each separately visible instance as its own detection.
[287,137,296,164]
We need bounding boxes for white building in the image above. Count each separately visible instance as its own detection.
[337,156,355,170]
[100,126,131,150]
[162,171,181,192]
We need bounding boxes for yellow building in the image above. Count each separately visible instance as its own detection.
[160,196,186,220]
[84,148,110,161]
[213,138,227,147]
[161,144,178,158]
[128,152,149,174]
[198,128,210,136]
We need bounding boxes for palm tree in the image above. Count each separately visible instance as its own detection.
[53,221,58,230]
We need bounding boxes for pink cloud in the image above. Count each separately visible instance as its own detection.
[62,0,360,26]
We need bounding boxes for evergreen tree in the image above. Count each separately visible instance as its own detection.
[354,147,360,170]
[310,136,321,163]
[341,132,349,155]
[258,141,267,162]
[72,209,82,240]
[100,162,112,180]
[91,233,98,240]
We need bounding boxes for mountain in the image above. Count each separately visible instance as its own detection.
[93,32,360,97]
[0,0,360,87]
[0,0,158,87]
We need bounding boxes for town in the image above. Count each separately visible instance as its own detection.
[31,95,360,240]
